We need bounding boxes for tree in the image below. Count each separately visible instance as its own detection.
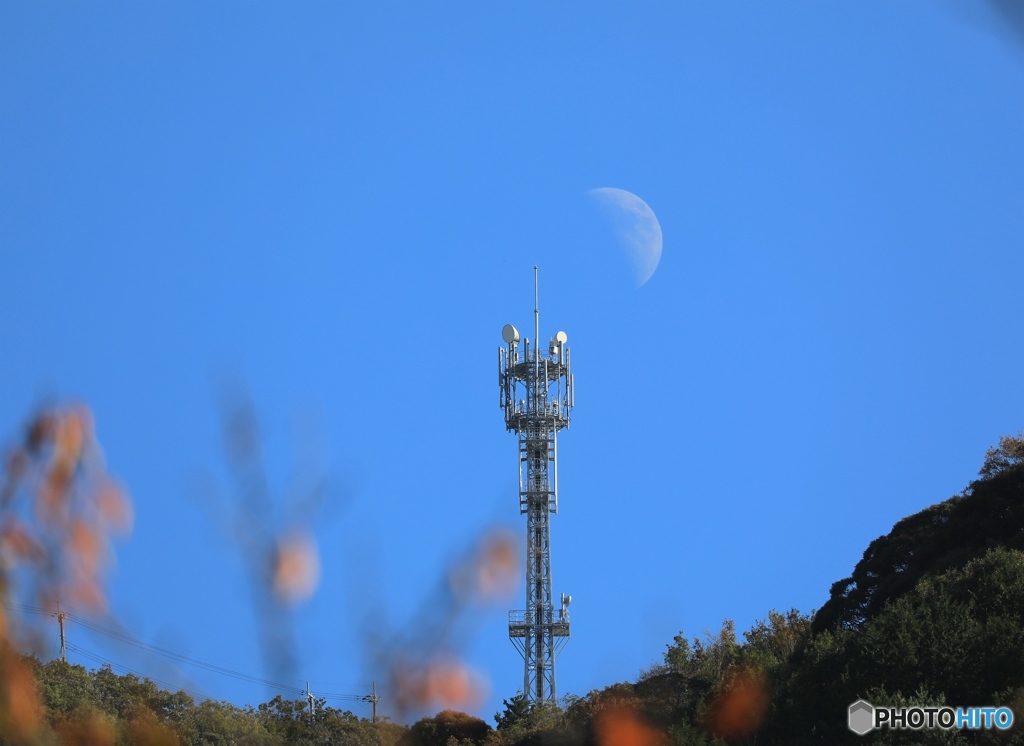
[493,693,530,733]
[405,709,491,746]
[490,694,570,745]
[663,620,740,684]
[814,434,1024,634]
[772,550,1024,744]
[35,658,97,721]
[741,610,811,669]
[855,548,1024,705]
[978,433,1024,479]
[190,699,276,745]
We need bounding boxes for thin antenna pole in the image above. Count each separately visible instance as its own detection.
[533,265,540,360]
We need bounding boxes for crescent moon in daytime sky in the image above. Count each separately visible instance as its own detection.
[587,187,663,287]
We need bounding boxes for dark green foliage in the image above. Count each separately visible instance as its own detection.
[9,657,404,746]
[856,549,1024,705]
[493,434,1024,745]
[770,560,1024,742]
[814,497,966,632]
[35,658,96,720]
[742,609,811,670]
[255,694,393,745]
[190,699,277,745]
[494,693,531,732]
[767,442,1024,744]
[491,694,571,744]
[815,436,1024,633]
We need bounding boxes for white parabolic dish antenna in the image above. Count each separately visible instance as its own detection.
[502,324,520,344]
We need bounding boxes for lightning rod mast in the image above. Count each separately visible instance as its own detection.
[498,266,573,705]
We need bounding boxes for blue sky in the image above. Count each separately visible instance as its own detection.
[2,0,1023,725]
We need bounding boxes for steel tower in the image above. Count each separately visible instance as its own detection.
[498,266,573,705]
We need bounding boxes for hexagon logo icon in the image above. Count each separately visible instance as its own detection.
[848,699,874,735]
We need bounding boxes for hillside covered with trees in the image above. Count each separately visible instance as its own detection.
[3,435,1024,745]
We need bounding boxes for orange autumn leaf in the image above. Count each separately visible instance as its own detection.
[68,575,106,613]
[0,520,44,562]
[394,658,485,711]
[54,408,88,464]
[426,660,481,708]
[2,402,128,647]
[595,707,669,746]
[704,667,770,738]
[130,717,179,746]
[36,465,72,527]
[55,713,115,746]
[272,532,320,603]
[477,531,518,600]
[69,519,102,569]
[97,479,133,534]
[0,655,43,739]
[449,529,520,603]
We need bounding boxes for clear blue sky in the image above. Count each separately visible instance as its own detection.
[2,0,1023,725]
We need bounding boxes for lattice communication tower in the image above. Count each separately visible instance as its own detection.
[498,266,574,705]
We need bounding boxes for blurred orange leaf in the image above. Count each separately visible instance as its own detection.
[97,479,133,534]
[0,520,45,563]
[272,532,321,604]
[69,518,103,570]
[595,707,668,746]
[0,654,43,740]
[55,713,115,746]
[704,667,770,738]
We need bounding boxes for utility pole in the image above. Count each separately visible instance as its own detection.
[362,682,379,724]
[306,681,313,718]
[54,604,67,663]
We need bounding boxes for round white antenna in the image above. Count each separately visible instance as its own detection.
[555,331,568,345]
[502,324,520,345]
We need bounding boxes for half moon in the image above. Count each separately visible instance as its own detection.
[586,187,663,288]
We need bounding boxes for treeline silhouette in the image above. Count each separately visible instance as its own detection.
[0,657,405,745]
[5,424,1024,744]
[479,434,1024,745]
[470,435,1024,745]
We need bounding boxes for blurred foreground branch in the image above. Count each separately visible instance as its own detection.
[0,402,133,742]
[196,386,326,684]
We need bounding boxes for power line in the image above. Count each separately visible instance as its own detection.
[67,613,304,693]
[65,642,208,702]
[1,602,377,708]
